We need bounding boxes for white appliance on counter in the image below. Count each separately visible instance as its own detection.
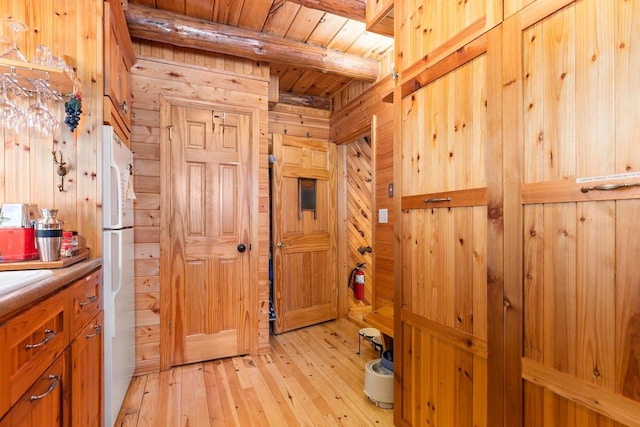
[103,125,135,427]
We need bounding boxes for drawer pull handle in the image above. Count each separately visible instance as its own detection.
[424,197,452,203]
[25,329,56,350]
[580,182,640,193]
[79,295,98,307]
[30,375,60,401]
[85,325,103,339]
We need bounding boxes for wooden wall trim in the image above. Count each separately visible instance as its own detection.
[485,24,509,427]
[158,95,172,371]
[522,358,640,427]
[400,34,488,99]
[392,82,404,427]
[398,17,488,86]
[502,13,525,427]
[523,180,640,204]
[402,310,489,359]
[401,187,488,210]
[519,0,576,29]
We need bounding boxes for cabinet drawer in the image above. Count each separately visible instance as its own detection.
[0,290,69,413]
[0,350,69,427]
[69,268,102,336]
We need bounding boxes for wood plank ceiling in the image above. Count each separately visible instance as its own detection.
[125,0,393,99]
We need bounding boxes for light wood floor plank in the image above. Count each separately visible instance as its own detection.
[276,330,380,426]
[116,374,147,426]
[117,318,393,426]
[136,372,161,426]
[165,367,182,427]
[201,362,226,426]
[180,364,211,427]
[254,354,318,427]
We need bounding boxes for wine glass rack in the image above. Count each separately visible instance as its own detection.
[0,57,79,98]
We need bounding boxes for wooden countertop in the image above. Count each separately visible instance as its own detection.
[363,305,394,338]
[0,258,103,323]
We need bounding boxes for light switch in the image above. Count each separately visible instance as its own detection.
[379,208,388,223]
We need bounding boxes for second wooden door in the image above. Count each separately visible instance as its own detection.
[272,135,338,334]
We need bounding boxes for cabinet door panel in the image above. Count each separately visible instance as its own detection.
[399,25,503,425]
[505,1,640,425]
[0,352,69,427]
[71,312,103,427]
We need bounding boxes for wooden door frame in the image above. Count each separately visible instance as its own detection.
[158,95,260,371]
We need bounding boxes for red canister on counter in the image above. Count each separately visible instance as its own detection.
[61,231,74,257]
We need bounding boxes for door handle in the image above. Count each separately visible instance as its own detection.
[276,242,288,248]
[237,244,247,253]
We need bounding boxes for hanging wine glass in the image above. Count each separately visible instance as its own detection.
[27,84,55,135]
[0,79,19,130]
[0,18,29,62]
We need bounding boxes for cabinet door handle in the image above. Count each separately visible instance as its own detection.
[25,329,56,350]
[85,325,103,339]
[30,375,60,401]
[424,197,452,203]
[120,101,128,113]
[276,242,288,248]
[580,182,640,193]
[79,295,97,307]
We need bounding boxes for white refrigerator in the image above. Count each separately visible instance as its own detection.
[103,125,136,427]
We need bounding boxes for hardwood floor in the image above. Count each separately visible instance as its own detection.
[115,318,394,426]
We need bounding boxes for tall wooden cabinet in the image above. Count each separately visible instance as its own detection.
[104,0,136,141]
[503,0,640,425]
[395,27,504,427]
[395,0,640,425]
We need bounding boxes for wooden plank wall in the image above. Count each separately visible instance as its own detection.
[0,0,103,257]
[130,39,270,374]
[268,104,330,140]
[395,0,502,81]
[344,137,373,314]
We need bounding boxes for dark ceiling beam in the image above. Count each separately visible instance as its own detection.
[283,0,365,22]
[125,3,378,81]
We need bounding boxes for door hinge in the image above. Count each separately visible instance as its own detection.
[168,125,173,141]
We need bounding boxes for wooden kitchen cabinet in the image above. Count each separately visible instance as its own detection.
[68,269,103,426]
[104,0,136,141]
[0,352,70,427]
[70,312,103,427]
[0,267,103,426]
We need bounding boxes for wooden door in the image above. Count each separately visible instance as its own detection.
[272,134,337,334]
[167,104,251,365]
[397,28,503,426]
[503,1,640,425]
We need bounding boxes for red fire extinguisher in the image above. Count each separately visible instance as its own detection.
[349,263,366,300]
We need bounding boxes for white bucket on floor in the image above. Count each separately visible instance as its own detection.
[364,359,393,409]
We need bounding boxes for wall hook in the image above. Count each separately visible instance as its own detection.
[52,151,68,192]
